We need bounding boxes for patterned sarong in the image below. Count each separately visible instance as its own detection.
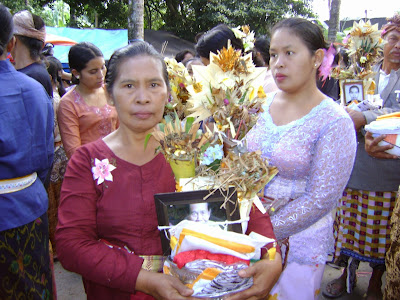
[334,188,396,264]
[0,213,53,299]
[384,190,400,300]
[47,145,68,255]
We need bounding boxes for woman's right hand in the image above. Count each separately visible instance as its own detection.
[136,270,198,300]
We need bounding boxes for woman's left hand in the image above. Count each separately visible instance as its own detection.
[224,253,282,300]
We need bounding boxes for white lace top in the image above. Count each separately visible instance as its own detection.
[246,93,357,265]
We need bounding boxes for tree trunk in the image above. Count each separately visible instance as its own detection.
[327,0,341,42]
[128,0,144,42]
[69,7,79,28]
[94,11,98,28]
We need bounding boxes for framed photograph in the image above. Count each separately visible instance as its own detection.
[342,80,364,104]
[154,189,242,255]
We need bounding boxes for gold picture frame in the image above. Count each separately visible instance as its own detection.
[341,80,365,105]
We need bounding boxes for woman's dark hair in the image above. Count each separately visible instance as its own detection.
[339,47,350,68]
[105,41,169,95]
[175,49,195,63]
[16,14,45,61]
[42,43,54,57]
[271,18,328,54]
[46,56,66,97]
[195,24,244,59]
[0,4,14,56]
[252,35,271,67]
[68,42,103,83]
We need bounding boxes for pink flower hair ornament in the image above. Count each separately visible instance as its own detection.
[92,158,116,185]
[318,44,336,82]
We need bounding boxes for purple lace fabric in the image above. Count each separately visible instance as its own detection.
[246,93,357,265]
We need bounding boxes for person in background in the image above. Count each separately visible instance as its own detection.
[42,42,73,88]
[183,57,203,77]
[55,40,282,300]
[42,42,54,56]
[252,35,270,67]
[196,24,278,94]
[57,42,119,159]
[195,24,244,66]
[11,10,53,98]
[46,55,66,99]
[0,4,54,299]
[246,18,357,300]
[45,55,68,258]
[325,13,400,300]
[252,35,279,93]
[364,131,400,300]
[175,49,195,64]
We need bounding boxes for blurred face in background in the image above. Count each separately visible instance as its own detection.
[185,58,203,77]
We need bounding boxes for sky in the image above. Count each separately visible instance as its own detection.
[311,0,400,21]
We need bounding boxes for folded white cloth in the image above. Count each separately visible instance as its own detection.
[365,119,400,135]
[170,220,274,261]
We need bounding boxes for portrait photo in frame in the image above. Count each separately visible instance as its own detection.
[154,189,242,255]
[342,80,364,104]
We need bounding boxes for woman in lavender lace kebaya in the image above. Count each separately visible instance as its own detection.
[246,18,357,300]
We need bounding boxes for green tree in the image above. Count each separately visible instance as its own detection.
[158,0,315,41]
[36,0,70,27]
[2,0,42,14]
[3,0,314,41]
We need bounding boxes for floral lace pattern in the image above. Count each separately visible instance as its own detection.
[73,89,115,138]
[246,93,357,265]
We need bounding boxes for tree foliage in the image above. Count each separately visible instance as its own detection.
[159,0,315,41]
[2,0,315,41]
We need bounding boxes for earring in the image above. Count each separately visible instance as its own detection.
[314,63,318,67]
[76,75,80,80]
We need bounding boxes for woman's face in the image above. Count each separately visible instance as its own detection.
[110,55,168,134]
[269,28,318,93]
[76,56,106,90]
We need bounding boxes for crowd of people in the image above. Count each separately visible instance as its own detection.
[1,2,399,300]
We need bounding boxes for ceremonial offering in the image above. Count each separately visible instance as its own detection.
[187,42,267,141]
[145,113,215,182]
[163,220,275,299]
[365,113,400,156]
[331,20,386,106]
[149,42,278,299]
[164,57,195,119]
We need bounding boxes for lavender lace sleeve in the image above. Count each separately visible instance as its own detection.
[247,96,357,241]
[270,117,356,240]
